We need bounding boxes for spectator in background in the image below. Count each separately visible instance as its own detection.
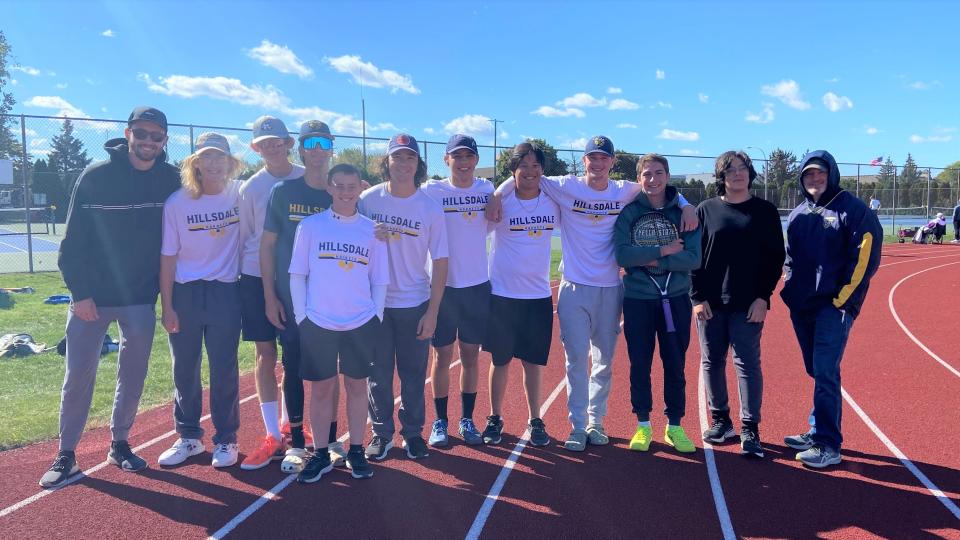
[869,195,880,214]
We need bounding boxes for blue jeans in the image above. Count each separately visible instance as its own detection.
[789,305,854,450]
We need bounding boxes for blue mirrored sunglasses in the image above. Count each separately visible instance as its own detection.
[302,136,333,150]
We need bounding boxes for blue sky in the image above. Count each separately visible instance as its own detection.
[5,0,959,175]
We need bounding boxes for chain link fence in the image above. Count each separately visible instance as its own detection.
[1,113,959,273]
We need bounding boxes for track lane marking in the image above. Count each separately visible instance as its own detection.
[697,368,736,540]
[887,261,960,379]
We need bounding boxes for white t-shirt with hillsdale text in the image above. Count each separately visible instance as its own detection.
[489,191,559,299]
[288,211,388,331]
[359,183,448,308]
[238,164,305,276]
[161,180,242,284]
[421,177,493,288]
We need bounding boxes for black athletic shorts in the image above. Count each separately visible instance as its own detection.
[433,281,491,348]
[482,295,553,366]
[298,316,380,381]
[239,274,278,342]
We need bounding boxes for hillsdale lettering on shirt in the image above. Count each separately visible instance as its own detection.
[422,178,494,288]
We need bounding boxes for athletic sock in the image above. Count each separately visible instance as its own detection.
[290,425,305,449]
[328,421,338,444]
[280,397,289,426]
[461,392,477,420]
[260,401,281,440]
[434,396,449,421]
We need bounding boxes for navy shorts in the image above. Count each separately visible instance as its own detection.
[239,274,278,343]
[299,316,380,381]
[483,295,553,366]
[433,281,491,348]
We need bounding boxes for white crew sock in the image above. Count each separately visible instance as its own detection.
[260,401,281,440]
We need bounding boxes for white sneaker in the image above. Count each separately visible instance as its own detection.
[281,447,308,474]
[328,441,347,467]
[157,438,204,466]
[211,443,238,468]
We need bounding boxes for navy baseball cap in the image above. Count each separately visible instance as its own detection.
[388,133,420,155]
[299,120,334,140]
[584,135,614,157]
[445,134,478,155]
[127,106,168,130]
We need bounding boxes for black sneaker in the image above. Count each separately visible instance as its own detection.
[740,427,765,458]
[365,435,394,461]
[702,418,736,443]
[528,418,549,447]
[296,452,333,483]
[39,451,80,488]
[483,415,504,444]
[107,440,148,472]
[346,449,374,479]
[403,436,429,459]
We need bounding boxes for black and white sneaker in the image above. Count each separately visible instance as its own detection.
[365,435,394,461]
[346,449,374,479]
[402,436,429,459]
[784,430,816,450]
[482,415,504,444]
[39,451,80,489]
[740,427,765,458]
[528,418,549,447]
[107,440,147,472]
[296,452,333,484]
[702,418,736,443]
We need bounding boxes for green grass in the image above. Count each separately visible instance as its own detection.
[0,273,255,450]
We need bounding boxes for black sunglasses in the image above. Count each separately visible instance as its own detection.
[131,128,166,143]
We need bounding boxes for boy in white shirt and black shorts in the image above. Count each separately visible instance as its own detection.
[421,134,494,447]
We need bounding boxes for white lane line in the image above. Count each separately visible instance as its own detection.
[208,360,462,540]
[887,261,960,379]
[878,252,960,270]
[465,377,567,540]
[0,239,27,254]
[0,393,259,518]
[842,387,960,520]
[697,368,737,540]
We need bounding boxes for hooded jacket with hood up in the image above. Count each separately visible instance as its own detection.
[58,138,181,307]
[780,150,882,319]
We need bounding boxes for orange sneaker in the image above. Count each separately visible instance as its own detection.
[240,435,284,470]
[281,422,315,449]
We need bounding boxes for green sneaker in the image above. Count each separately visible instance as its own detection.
[664,425,696,453]
[629,425,652,452]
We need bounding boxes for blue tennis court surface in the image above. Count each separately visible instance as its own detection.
[0,234,60,253]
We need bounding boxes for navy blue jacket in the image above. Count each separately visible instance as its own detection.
[780,150,882,319]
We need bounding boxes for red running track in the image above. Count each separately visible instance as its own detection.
[1,243,958,539]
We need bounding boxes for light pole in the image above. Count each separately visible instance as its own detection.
[746,146,768,201]
[489,118,504,170]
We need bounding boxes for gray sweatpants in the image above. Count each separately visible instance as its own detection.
[59,304,156,452]
[367,302,429,440]
[557,280,623,431]
[168,281,241,445]
[697,309,764,425]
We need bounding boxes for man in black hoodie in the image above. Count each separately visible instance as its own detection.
[780,150,882,469]
[41,106,181,488]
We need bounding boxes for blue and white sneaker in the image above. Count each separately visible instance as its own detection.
[458,418,483,445]
[428,419,449,447]
[796,444,842,468]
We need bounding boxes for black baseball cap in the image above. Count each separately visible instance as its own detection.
[127,106,168,130]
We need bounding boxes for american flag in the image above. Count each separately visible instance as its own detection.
[869,156,883,166]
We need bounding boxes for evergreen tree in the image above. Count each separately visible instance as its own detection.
[610,150,638,180]
[900,153,920,184]
[0,31,26,182]
[47,118,91,177]
[766,148,799,207]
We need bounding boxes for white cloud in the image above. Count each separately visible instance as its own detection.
[608,98,639,110]
[656,69,665,80]
[865,126,879,135]
[822,92,853,112]
[24,128,37,137]
[826,77,839,83]
[745,103,775,124]
[531,105,585,118]
[371,122,399,132]
[698,93,709,103]
[24,95,86,118]
[247,40,313,79]
[55,83,68,89]
[101,29,115,37]
[169,134,191,145]
[557,93,607,108]
[909,80,940,90]
[607,87,622,94]
[12,65,41,76]
[29,138,48,148]
[10,79,16,86]
[910,128,954,143]
[679,149,701,155]
[366,141,389,152]
[325,55,419,94]
[561,137,588,150]
[443,114,493,136]
[657,129,699,142]
[761,79,810,110]
[616,123,638,129]
[423,127,436,135]
[654,101,672,109]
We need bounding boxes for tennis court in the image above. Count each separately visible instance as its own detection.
[0,208,62,273]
